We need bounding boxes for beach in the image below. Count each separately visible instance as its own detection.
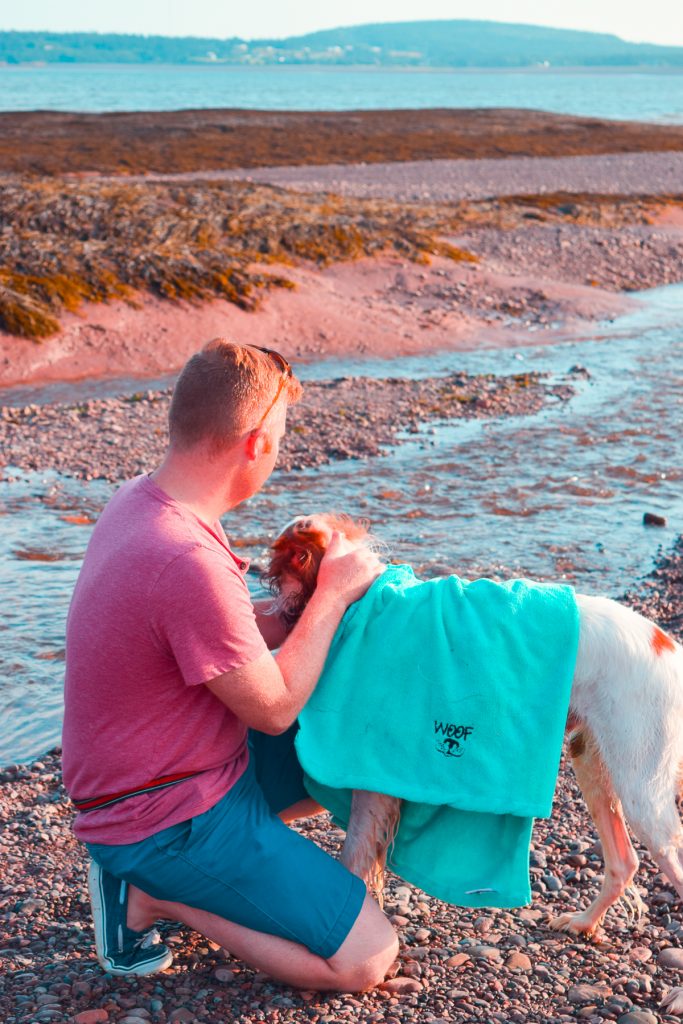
[1,106,683,1023]
[1,543,682,1023]
[1,152,683,388]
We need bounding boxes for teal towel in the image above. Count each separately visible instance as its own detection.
[297,564,580,908]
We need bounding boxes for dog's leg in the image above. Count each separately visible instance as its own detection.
[341,791,402,908]
[654,838,683,1016]
[550,728,640,938]
[632,803,683,1016]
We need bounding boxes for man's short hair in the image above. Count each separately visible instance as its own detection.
[169,338,302,452]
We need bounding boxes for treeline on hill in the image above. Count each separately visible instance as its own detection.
[2,21,683,67]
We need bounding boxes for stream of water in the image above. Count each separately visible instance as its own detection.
[1,283,682,763]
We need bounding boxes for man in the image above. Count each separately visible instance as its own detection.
[62,338,397,992]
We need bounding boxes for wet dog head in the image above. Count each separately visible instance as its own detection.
[262,513,371,626]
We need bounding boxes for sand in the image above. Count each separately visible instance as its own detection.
[2,149,682,390]
[0,254,632,390]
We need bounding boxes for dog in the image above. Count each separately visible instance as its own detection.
[263,513,683,1014]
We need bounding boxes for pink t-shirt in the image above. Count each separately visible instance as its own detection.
[62,475,269,844]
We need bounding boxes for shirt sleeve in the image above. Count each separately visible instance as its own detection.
[150,545,269,686]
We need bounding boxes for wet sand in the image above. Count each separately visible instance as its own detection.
[0,254,633,390]
[2,175,682,389]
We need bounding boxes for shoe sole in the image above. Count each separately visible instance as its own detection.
[88,861,173,976]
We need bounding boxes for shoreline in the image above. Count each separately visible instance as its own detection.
[0,254,633,392]
[0,368,576,482]
[2,168,683,391]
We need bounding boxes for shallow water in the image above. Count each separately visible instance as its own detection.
[1,283,682,763]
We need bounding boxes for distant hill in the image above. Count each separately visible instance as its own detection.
[2,21,683,68]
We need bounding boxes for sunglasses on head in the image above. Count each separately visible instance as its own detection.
[251,346,293,430]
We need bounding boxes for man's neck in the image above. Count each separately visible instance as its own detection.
[151,452,235,525]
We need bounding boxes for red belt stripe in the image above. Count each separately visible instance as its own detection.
[72,770,205,813]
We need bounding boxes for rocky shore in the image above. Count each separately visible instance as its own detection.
[2,175,682,388]
[1,541,682,1024]
[0,368,575,482]
[2,107,682,1022]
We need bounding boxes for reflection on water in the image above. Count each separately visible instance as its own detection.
[1,283,682,762]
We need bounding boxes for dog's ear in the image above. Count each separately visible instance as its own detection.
[262,514,371,626]
[261,523,329,626]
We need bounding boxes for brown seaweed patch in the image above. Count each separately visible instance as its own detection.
[0,178,477,340]
[2,178,672,342]
[3,108,683,176]
[13,548,66,562]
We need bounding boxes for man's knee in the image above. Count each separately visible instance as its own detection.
[328,895,398,992]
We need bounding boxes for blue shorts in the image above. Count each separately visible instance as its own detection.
[87,726,365,959]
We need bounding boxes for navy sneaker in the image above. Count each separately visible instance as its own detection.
[88,860,173,976]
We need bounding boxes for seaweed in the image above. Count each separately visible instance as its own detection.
[0,177,476,340]
[1,177,678,341]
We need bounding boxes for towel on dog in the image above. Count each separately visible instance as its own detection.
[296,564,580,908]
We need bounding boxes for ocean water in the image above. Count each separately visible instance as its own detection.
[2,64,683,121]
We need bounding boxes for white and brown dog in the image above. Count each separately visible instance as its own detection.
[264,513,683,1014]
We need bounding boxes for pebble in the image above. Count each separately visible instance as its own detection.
[446,952,471,967]
[628,946,653,963]
[168,1010,195,1023]
[74,1012,109,1024]
[379,978,423,995]
[658,947,683,969]
[617,1013,658,1024]
[213,968,236,983]
[506,951,533,972]
[469,944,502,961]
[568,984,608,1004]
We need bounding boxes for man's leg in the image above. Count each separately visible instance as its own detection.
[88,761,397,991]
[127,886,397,992]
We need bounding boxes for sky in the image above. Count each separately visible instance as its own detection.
[2,0,683,48]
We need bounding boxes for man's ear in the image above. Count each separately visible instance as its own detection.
[245,428,270,461]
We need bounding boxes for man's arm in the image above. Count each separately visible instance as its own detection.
[206,532,381,733]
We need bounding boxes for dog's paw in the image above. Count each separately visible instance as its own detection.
[661,986,683,1015]
[549,912,604,941]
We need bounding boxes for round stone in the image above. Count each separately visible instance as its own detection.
[505,951,532,972]
[658,947,683,970]
[568,984,607,1004]
[617,1012,658,1024]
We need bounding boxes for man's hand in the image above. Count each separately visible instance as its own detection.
[206,532,383,735]
[316,531,383,612]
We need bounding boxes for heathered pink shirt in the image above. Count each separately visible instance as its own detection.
[62,475,268,844]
